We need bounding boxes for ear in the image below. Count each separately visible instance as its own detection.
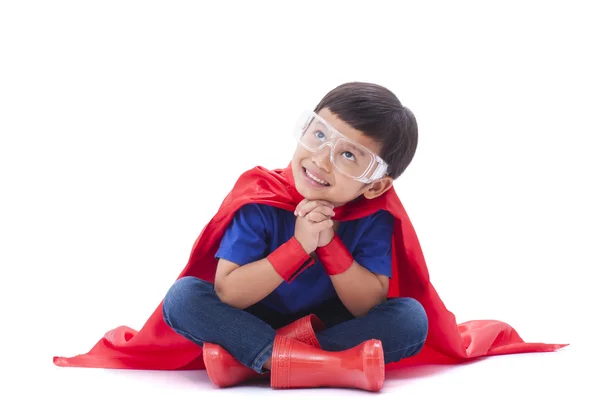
[363,176,394,199]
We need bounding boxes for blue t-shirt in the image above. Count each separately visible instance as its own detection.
[215,203,394,315]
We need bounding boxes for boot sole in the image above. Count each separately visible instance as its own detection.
[362,339,385,392]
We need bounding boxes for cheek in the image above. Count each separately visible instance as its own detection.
[330,177,364,198]
[292,146,307,161]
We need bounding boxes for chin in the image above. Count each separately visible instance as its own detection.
[293,177,319,200]
[292,161,347,205]
[294,178,339,204]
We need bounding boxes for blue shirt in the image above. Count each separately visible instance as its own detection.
[215,203,394,315]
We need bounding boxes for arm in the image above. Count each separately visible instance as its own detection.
[214,257,283,310]
[329,261,389,317]
[317,234,389,317]
[311,209,395,318]
[214,203,332,310]
[215,234,316,310]
[212,204,278,309]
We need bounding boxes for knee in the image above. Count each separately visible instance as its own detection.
[381,297,429,344]
[162,276,212,327]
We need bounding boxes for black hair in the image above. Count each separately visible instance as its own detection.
[314,82,418,180]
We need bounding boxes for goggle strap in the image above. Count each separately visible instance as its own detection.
[371,161,388,181]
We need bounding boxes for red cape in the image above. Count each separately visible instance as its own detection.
[53,165,566,370]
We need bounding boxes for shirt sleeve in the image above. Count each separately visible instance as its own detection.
[352,210,395,278]
[214,203,271,266]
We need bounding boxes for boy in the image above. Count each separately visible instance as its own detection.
[53,82,564,391]
[162,82,426,391]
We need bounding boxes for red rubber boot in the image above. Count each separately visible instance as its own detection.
[203,314,325,388]
[270,335,385,392]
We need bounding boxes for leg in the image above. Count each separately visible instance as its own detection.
[162,276,276,373]
[314,297,428,364]
[266,297,391,392]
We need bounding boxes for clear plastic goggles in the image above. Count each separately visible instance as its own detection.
[292,111,388,183]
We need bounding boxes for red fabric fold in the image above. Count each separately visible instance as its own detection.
[53,164,567,370]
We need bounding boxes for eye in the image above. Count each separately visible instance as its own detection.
[314,130,326,141]
[341,151,355,161]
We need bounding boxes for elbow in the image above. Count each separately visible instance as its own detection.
[350,309,368,318]
[214,279,247,309]
[214,279,236,307]
[350,291,388,318]
[348,304,374,319]
[350,305,376,318]
[216,287,241,309]
[214,280,228,303]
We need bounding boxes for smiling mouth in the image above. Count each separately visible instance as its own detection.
[303,167,330,186]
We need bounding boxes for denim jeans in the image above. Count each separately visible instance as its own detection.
[162,276,428,373]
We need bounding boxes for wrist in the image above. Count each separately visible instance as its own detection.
[317,231,334,247]
[315,234,353,275]
[294,234,315,254]
[267,237,315,282]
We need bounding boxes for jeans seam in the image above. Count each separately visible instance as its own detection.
[171,326,205,346]
[162,304,171,328]
[170,325,273,374]
[252,342,273,373]
[385,339,426,356]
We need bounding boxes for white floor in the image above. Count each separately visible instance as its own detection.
[36,345,592,400]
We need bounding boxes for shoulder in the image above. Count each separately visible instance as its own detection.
[362,209,395,229]
[232,203,280,225]
[236,202,276,215]
[343,209,394,239]
[350,210,395,272]
[349,209,395,243]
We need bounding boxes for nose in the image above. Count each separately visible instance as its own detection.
[311,145,333,172]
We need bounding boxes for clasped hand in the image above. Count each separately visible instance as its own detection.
[293,199,336,254]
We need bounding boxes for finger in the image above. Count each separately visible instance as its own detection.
[301,200,334,211]
[297,201,334,216]
[296,200,315,216]
[313,219,334,231]
[311,205,335,217]
[294,199,310,216]
[312,200,335,209]
[304,211,330,223]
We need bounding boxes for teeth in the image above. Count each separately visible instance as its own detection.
[305,169,328,185]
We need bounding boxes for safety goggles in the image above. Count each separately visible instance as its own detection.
[292,111,388,183]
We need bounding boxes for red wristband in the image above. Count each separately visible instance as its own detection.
[315,234,353,275]
[267,237,315,283]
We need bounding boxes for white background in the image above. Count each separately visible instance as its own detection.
[1,1,599,399]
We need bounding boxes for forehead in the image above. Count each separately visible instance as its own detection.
[316,108,382,156]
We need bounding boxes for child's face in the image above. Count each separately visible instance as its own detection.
[291,108,393,207]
